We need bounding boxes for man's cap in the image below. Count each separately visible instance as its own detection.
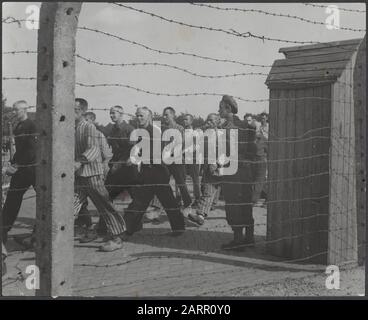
[221,95,238,114]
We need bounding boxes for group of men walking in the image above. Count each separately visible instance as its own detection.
[1,95,268,276]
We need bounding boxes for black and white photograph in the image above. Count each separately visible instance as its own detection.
[1,1,366,300]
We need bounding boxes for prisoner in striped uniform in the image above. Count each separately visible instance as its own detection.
[75,111,112,229]
[187,113,221,225]
[74,98,126,252]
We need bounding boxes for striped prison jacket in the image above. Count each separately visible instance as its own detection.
[75,119,104,177]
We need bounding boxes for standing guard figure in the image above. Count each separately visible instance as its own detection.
[218,95,256,251]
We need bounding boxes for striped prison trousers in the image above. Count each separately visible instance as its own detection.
[74,175,126,236]
[196,182,220,217]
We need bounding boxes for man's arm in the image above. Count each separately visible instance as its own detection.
[112,124,135,166]
[100,132,113,163]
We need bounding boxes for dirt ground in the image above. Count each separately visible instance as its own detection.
[1,188,365,297]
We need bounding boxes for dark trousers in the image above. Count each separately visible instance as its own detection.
[123,165,185,234]
[2,168,35,242]
[186,164,201,201]
[168,164,192,207]
[251,156,267,203]
[75,200,92,228]
[222,163,254,231]
[105,164,139,201]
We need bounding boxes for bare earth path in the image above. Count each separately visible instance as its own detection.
[2,189,364,297]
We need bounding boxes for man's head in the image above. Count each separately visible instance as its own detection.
[244,113,253,125]
[109,105,124,123]
[75,98,88,121]
[13,100,28,121]
[183,114,193,128]
[146,107,153,125]
[260,112,268,125]
[136,107,151,128]
[162,106,176,125]
[84,111,96,124]
[218,95,238,119]
[206,113,220,129]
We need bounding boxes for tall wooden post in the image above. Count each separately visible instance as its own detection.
[353,36,366,268]
[0,87,3,297]
[35,2,81,296]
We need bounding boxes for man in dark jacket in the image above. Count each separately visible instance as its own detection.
[218,95,256,251]
[2,100,37,245]
[105,105,138,201]
[121,107,185,238]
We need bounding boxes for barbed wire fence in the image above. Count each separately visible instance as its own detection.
[1,2,366,296]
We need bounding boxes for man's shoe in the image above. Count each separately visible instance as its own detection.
[188,212,205,226]
[151,218,161,225]
[243,236,255,247]
[143,216,152,223]
[79,230,98,243]
[100,237,123,252]
[244,226,255,247]
[74,225,86,238]
[221,240,245,252]
[75,216,93,229]
[120,231,132,241]
[182,206,193,217]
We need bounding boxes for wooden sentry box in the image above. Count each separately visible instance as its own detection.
[265,38,364,265]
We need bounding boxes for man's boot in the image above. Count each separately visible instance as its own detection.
[244,225,255,246]
[221,227,245,251]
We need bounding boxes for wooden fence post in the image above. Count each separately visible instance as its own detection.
[353,35,366,268]
[0,86,3,297]
[35,2,81,296]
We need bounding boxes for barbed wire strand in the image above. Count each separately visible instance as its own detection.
[112,3,362,50]
[302,3,366,13]
[3,50,360,76]
[3,19,361,67]
[189,2,366,32]
[3,14,363,53]
[1,77,356,104]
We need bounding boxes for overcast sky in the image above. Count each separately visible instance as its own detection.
[2,2,366,124]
